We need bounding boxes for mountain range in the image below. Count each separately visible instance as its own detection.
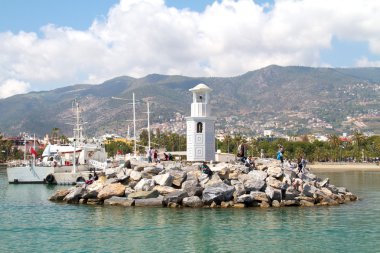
[1,65,380,137]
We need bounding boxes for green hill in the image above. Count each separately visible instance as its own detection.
[1,65,379,136]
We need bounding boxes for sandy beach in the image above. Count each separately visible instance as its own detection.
[309,162,380,172]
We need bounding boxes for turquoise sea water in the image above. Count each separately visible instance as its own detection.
[1,166,380,253]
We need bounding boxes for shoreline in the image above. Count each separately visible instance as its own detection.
[309,162,380,172]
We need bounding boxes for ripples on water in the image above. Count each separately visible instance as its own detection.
[1,167,380,253]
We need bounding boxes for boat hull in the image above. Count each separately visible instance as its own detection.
[7,164,90,184]
[7,166,54,183]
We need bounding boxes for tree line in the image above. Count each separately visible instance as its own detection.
[105,130,380,162]
[217,131,380,162]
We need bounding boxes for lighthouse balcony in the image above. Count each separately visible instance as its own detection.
[191,103,210,117]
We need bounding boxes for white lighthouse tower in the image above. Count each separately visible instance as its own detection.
[186,83,215,161]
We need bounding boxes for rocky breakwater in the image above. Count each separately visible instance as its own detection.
[49,159,358,208]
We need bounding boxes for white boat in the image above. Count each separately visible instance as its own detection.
[7,100,108,184]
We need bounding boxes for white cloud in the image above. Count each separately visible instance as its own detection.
[0,79,31,98]
[1,0,380,94]
[355,57,380,67]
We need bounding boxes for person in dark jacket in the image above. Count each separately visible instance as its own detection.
[199,161,212,178]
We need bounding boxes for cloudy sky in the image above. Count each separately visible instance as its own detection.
[1,0,380,98]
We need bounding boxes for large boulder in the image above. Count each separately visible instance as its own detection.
[186,170,201,181]
[265,186,282,201]
[318,178,330,188]
[134,178,156,191]
[181,180,203,197]
[49,189,71,201]
[130,171,142,181]
[144,166,163,175]
[204,174,223,187]
[153,173,173,186]
[104,196,135,207]
[216,166,230,180]
[248,170,268,181]
[169,169,187,187]
[233,183,246,199]
[153,185,177,195]
[183,196,203,208]
[128,190,159,199]
[97,183,126,200]
[163,190,189,205]
[236,194,253,204]
[302,184,318,198]
[202,182,235,205]
[267,166,283,178]
[283,169,297,180]
[266,177,283,189]
[238,174,266,192]
[300,172,317,182]
[250,191,269,202]
[135,198,163,207]
[63,187,85,203]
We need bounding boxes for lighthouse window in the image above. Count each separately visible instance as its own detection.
[196,122,203,133]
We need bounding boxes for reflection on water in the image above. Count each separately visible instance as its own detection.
[1,166,380,252]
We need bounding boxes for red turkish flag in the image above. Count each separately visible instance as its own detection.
[30,147,38,157]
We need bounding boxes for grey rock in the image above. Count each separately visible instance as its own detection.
[283,169,297,180]
[243,178,266,192]
[202,182,235,205]
[337,187,347,194]
[300,199,315,206]
[236,194,252,204]
[153,185,177,195]
[144,166,163,175]
[183,196,203,208]
[64,187,85,203]
[302,184,318,198]
[169,169,187,187]
[134,178,156,191]
[282,200,299,206]
[265,186,282,201]
[130,171,142,181]
[267,166,283,178]
[250,191,269,202]
[266,177,283,189]
[163,190,188,205]
[128,190,159,199]
[49,189,71,201]
[248,170,268,181]
[233,183,246,199]
[104,196,135,207]
[319,178,330,187]
[153,173,173,186]
[181,180,203,197]
[204,174,223,187]
[134,198,163,207]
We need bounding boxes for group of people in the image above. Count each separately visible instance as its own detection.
[237,143,256,170]
[277,144,307,173]
[146,148,176,163]
[147,148,159,163]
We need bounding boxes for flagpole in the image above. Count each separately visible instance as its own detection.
[24,133,26,165]
[33,133,36,166]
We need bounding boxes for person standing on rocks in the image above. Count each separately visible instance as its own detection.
[281,180,289,201]
[245,156,255,170]
[153,149,158,163]
[301,157,307,172]
[147,148,153,163]
[277,145,284,168]
[237,142,247,163]
[199,161,212,178]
